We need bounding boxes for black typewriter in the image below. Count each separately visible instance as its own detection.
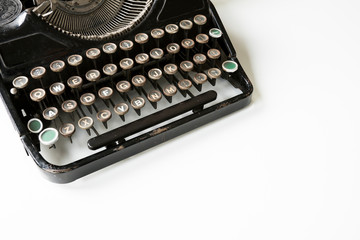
[0,0,253,183]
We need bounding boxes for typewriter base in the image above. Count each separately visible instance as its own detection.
[21,91,251,183]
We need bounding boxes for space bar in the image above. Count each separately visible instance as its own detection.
[87,90,217,150]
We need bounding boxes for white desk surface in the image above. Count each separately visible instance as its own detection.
[1,0,359,239]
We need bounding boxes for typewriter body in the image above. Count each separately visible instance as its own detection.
[0,0,253,183]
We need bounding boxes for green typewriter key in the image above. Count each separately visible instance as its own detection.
[165,24,179,42]
[27,118,43,134]
[116,80,132,102]
[119,58,134,82]
[102,63,117,87]
[193,53,207,73]
[50,60,66,83]
[102,43,117,63]
[30,88,47,112]
[67,76,83,99]
[163,85,177,103]
[119,40,134,58]
[135,33,149,53]
[163,63,178,84]
[209,28,223,48]
[135,53,149,75]
[148,68,163,89]
[67,54,83,76]
[179,19,193,38]
[96,109,112,129]
[78,116,99,136]
[132,75,147,96]
[147,89,162,109]
[114,102,129,121]
[151,28,165,48]
[86,48,101,69]
[39,128,59,149]
[30,66,46,89]
[166,43,180,63]
[206,68,222,86]
[62,99,81,120]
[194,14,207,34]
[85,69,101,93]
[222,60,239,79]
[177,79,194,98]
[207,48,221,68]
[181,38,195,60]
[180,60,194,79]
[59,123,76,144]
[193,73,208,92]
[98,87,115,108]
[131,96,146,116]
[80,93,98,114]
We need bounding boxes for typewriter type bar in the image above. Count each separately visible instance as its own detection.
[0,0,253,183]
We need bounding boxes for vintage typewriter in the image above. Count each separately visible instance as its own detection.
[0,0,253,183]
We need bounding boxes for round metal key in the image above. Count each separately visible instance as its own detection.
[103,64,118,76]
[150,48,164,60]
[131,97,146,110]
[135,53,150,65]
[135,33,149,45]
[62,100,78,113]
[181,39,195,49]
[164,64,178,75]
[50,60,66,73]
[114,103,129,116]
[30,88,46,102]
[59,123,76,138]
[43,107,59,121]
[132,75,146,87]
[49,82,65,96]
[30,66,46,80]
[119,40,134,51]
[80,93,96,106]
[12,76,29,89]
[178,79,193,91]
[98,87,113,100]
[147,90,162,103]
[166,43,180,55]
[148,68,163,81]
[151,28,165,39]
[67,54,83,67]
[207,49,221,60]
[207,68,222,79]
[78,116,94,130]
[67,76,83,89]
[193,53,207,65]
[96,110,112,123]
[193,73,208,85]
[165,24,179,35]
[163,85,177,97]
[86,48,101,60]
[85,69,101,82]
[180,19,193,30]
[116,81,131,93]
[0,0,22,27]
[180,61,194,72]
[194,14,207,26]
[102,43,117,54]
[119,58,134,70]
[196,34,209,44]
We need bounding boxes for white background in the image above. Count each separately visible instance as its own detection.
[1,0,360,239]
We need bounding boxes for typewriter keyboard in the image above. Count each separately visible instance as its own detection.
[10,15,244,166]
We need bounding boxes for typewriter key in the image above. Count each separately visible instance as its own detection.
[222,60,239,74]
[67,54,83,75]
[163,85,177,103]
[148,68,163,89]
[135,33,149,52]
[119,58,134,82]
[181,39,195,60]
[43,107,62,129]
[78,116,98,136]
[102,63,118,87]
[150,48,164,68]
[98,87,115,108]
[96,110,112,129]
[62,99,81,120]
[165,24,179,42]
[193,53,207,72]
[207,48,221,67]
[151,28,165,48]
[30,88,47,112]
[209,28,223,48]
[166,43,180,63]
[27,118,43,134]
[180,19,193,38]
[177,79,194,97]
[193,73,208,91]
[85,69,101,92]
[147,89,162,109]
[132,75,147,95]
[59,123,76,143]
[67,76,83,99]
[86,48,101,68]
[50,82,66,105]
[13,76,29,101]
[135,53,150,75]
[194,14,207,33]
[114,102,129,121]
[196,34,209,53]
[39,128,59,149]
[164,64,178,84]
[30,66,46,89]
[80,93,98,114]
[207,68,222,86]
[119,40,134,57]
[116,80,132,102]
[131,96,146,116]
[180,60,194,79]
[102,43,117,63]
[50,60,66,83]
